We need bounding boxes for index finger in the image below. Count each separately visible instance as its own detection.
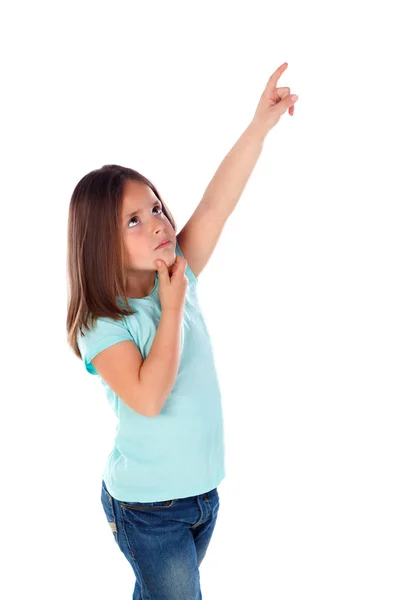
[266,62,288,91]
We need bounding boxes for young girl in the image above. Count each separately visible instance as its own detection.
[66,63,297,599]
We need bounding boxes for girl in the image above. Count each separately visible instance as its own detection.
[66,62,298,599]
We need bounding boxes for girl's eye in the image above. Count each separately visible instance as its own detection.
[128,205,162,228]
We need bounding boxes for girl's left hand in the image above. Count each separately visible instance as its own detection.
[251,62,298,135]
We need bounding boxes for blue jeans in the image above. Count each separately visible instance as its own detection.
[101,479,220,599]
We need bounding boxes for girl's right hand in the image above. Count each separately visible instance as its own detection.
[155,255,188,312]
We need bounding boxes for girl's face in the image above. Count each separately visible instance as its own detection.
[120,180,176,296]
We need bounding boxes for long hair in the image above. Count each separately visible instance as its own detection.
[66,164,177,360]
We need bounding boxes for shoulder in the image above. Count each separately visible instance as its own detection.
[77,315,136,375]
[175,239,198,286]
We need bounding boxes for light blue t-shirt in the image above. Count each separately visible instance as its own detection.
[77,240,225,502]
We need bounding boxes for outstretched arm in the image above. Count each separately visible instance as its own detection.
[177,62,298,278]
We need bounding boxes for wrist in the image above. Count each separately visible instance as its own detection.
[247,118,270,142]
[162,307,184,317]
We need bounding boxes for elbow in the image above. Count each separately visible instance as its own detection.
[132,397,160,418]
[145,407,160,418]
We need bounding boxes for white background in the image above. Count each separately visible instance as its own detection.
[1,1,396,598]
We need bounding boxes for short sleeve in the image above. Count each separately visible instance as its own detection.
[175,239,198,286]
[77,316,134,375]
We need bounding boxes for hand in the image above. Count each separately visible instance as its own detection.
[251,62,298,135]
[155,255,188,312]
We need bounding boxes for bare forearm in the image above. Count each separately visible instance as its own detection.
[200,121,268,219]
[139,309,183,417]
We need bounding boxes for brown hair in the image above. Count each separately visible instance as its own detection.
[66,164,177,360]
